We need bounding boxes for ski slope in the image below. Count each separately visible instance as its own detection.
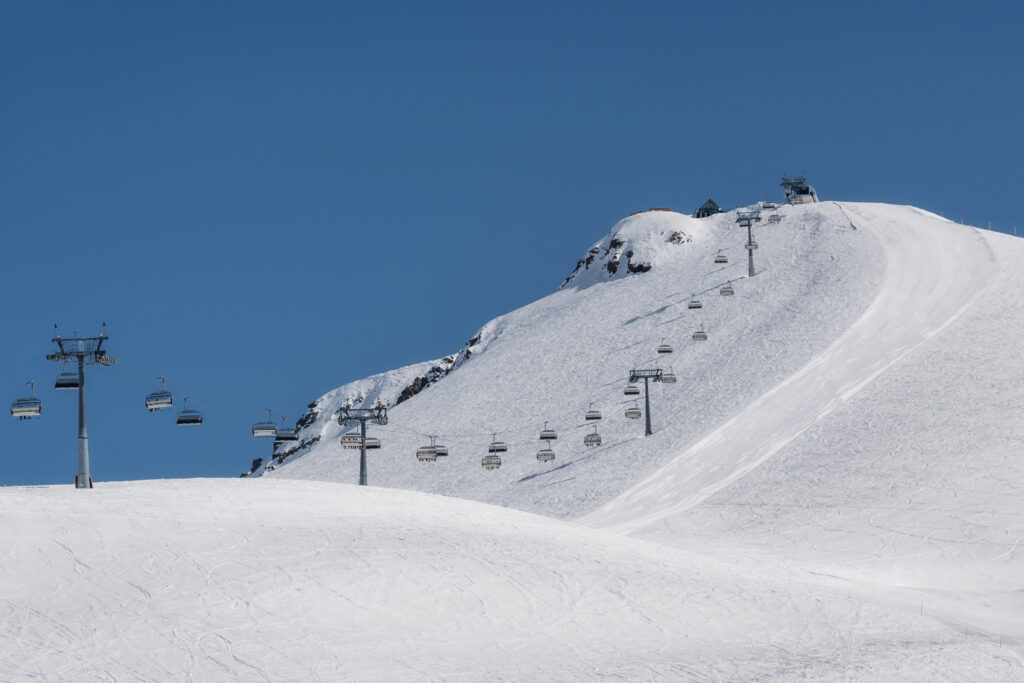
[2,479,1019,681]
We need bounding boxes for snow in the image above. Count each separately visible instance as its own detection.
[6,200,1024,679]
[2,479,1019,681]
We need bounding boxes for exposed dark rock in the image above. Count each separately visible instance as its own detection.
[250,458,262,473]
[606,259,618,275]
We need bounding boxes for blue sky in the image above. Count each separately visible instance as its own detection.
[2,1,1021,485]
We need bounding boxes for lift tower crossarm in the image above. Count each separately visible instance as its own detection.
[47,325,116,489]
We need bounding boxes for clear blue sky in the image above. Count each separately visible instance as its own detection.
[2,1,1021,485]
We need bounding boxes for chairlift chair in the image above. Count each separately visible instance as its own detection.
[745,241,758,250]
[54,369,80,390]
[714,251,728,264]
[481,454,502,470]
[539,422,558,441]
[624,383,640,397]
[363,437,381,450]
[656,340,673,354]
[341,433,363,448]
[144,377,174,412]
[275,416,299,442]
[536,447,555,462]
[488,436,508,454]
[584,404,602,422]
[624,403,642,420]
[687,296,702,310]
[176,397,203,426]
[720,282,734,296]
[416,445,437,462]
[661,369,677,384]
[252,408,277,438]
[10,381,42,420]
[433,444,449,457]
[692,326,708,342]
[583,431,602,447]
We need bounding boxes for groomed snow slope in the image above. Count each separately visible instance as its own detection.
[2,479,1019,681]
[273,202,890,517]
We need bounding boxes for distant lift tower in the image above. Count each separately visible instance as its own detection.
[46,325,116,488]
[629,368,664,436]
[780,175,818,204]
[736,210,762,277]
[337,403,388,486]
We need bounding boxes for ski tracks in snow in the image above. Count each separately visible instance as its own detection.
[580,204,997,533]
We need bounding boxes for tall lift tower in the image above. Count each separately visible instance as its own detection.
[736,210,762,278]
[337,403,388,486]
[46,325,116,488]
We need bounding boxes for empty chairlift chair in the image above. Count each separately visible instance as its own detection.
[714,250,728,264]
[363,437,381,450]
[341,432,363,449]
[720,282,735,296]
[584,430,602,447]
[275,416,299,442]
[624,383,640,397]
[745,240,758,250]
[624,402,642,420]
[692,326,708,342]
[252,408,277,438]
[10,381,42,420]
[656,339,673,354]
[687,296,702,310]
[54,367,80,390]
[585,404,602,422]
[539,422,558,441]
[482,435,506,470]
[176,396,203,426]
[432,437,449,457]
[661,368,677,384]
[144,377,174,412]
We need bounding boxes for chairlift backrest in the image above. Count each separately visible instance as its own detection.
[481,454,502,470]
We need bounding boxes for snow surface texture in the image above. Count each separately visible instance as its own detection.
[6,202,1023,680]
[2,480,1019,681]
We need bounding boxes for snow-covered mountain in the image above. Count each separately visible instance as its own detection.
[7,200,1021,680]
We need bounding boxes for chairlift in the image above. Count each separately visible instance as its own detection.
[488,435,508,454]
[745,241,758,250]
[416,444,437,462]
[624,403,642,420]
[54,367,79,390]
[583,431,602,447]
[481,454,502,470]
[275,415,298,442]
[692,326,708,342]
[341,433,363,448]
[364,437,381,450]
[252,408,277,438]
[714,250,728,264]
[768,213,782,224]
[10,381,42,420]
[536,447,555,462]
[584,403,602,422]
[656,339,673,354]
[687,296,702,310]
[624,383,640,397]
[433,443,449,457]
[144,377,174,412]
[176,396,203,426]
[539,422,558,441]
[720,282,734,296]
[661,368,677,384]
